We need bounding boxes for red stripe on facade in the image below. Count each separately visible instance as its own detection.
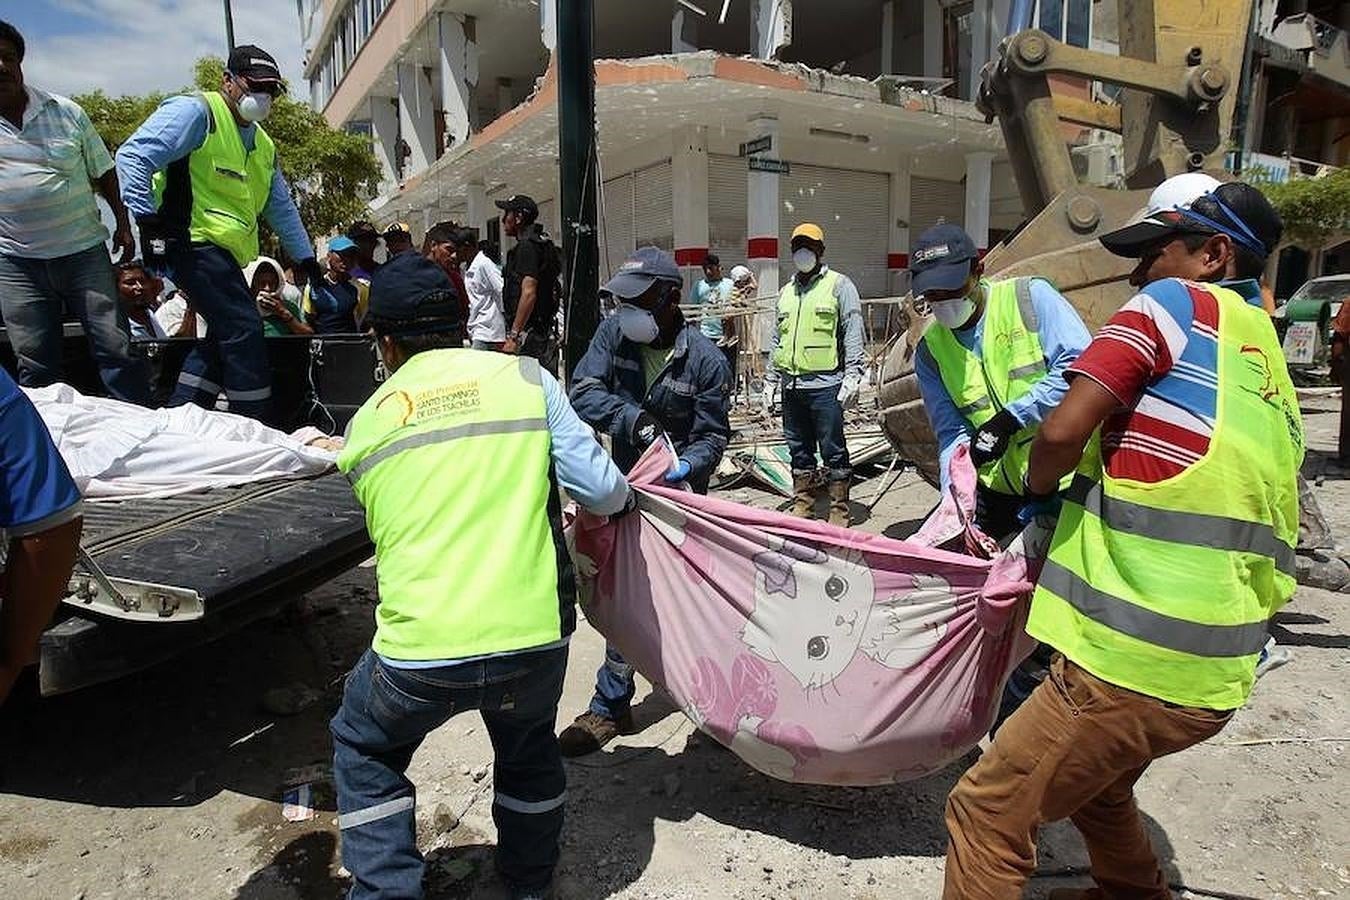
[887,252,909,269]
[747,236,778,259]
[674,247,709,267]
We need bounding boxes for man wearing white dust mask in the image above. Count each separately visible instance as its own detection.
[763,223,866,527]
[561,246,731,757]
[910,223,1089,541]
[115,44,322,424]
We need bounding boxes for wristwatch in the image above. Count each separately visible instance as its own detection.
[507,329,526,343]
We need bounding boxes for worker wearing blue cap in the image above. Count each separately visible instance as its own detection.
[910,223,1091,539]
[302,236,370,334]
[560,245,732,757]
[332,252,631,900]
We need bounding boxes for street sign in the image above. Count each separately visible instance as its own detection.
[748,156,790,175]
[738,135,773,157]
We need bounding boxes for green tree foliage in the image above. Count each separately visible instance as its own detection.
[1249,164,1350,248]
[75,56,381,251]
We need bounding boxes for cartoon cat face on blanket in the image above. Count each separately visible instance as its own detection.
[741,542,954,691]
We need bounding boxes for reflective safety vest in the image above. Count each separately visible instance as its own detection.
[338,350,572,661]
[921,278,1051,495]
[152,91,275,266]
[1027,281,1304,711]
[773,269,843,375]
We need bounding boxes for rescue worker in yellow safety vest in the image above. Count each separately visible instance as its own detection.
[115,45,324,423]
[910,223,1091,540]
[331,253,632,900]
[943,182,1301,900]
[761,223,866,526]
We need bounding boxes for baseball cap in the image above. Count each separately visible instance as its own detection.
[791,223,825,245]
[367,253,464,335]
[347,220,380,241]
[1100,180,1281,259]
[602,246,683,300]
[226,45,284,86]
[494,195,539,219]
[327,236,357,253]
[730,264,753,283]
[382,222,412,240]
[910,224,980,297]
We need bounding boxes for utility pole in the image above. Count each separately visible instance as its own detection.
[223,0,236,50]
[555,0,599,383]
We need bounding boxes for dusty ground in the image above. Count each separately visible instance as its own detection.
[0,399,1346,900]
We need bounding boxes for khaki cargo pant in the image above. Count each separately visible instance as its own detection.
[943,655,1232,900]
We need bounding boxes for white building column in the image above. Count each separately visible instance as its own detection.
[466,180,490,237]
[923,0,943,78]
[881,1,896,74]
[540,0,557,52]
[752,0,792,60]
[889,154,912,296]
[970,1,990,102]
[370,95,399,192]
[439,13,478,153]
[672,7,699,53]
[672,126,710,290]
[964,151,994,252]
[747,115,780,344]
[496,78,514,119]
[397,62,436,177]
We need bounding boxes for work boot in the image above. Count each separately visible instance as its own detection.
[558,710,634,757]
[827,478,851,527]
[791,470,816,519]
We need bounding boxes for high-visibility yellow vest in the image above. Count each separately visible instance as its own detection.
[1027,280,1304,710]
[921,278,1050,495]
[338,350,568,661]
[152,91,275,266]
[773,269,843,375]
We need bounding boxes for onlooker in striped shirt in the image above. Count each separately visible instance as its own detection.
[0,20,148,404]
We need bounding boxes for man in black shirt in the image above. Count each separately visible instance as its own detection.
[496,194,560,371]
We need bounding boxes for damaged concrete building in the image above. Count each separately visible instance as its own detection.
[296,0,1119,294]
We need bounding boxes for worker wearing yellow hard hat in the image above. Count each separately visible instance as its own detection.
[762,223,865,526]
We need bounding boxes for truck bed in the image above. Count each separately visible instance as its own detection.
[39,472,372,695]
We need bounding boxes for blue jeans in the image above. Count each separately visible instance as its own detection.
[332,646,569,899]
[589,644,636,720]
[0,245,149,404]
[166,243,271,420]
[781,384,851,478]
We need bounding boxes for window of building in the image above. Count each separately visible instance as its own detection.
[1036,0,1092,48]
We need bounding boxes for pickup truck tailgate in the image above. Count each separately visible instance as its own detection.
[40,472,372,695]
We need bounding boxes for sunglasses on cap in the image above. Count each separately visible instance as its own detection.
[229,72,284,98]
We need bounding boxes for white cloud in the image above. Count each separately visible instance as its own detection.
[24,0,307,100]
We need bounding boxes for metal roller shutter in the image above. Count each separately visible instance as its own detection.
[633,160,673,251]
[909,176,966,235]
[599,173,634,281]
[708,154,748,268]
[777,163,890,297]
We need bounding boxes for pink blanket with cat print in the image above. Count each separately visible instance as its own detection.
[570,443,1048,786]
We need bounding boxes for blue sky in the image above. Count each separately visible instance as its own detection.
[8,1,307,99]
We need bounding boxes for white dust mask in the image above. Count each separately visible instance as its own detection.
[238,92,273,123]
[617,304,660,344]
[792,248,818,273]
[930,296,976,329]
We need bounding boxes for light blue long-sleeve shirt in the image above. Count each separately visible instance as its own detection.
[915,277,1090,493]
[114,95,313,262]
[382,364,630,669]
[539,366,631,515]
[764,265,866,390]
